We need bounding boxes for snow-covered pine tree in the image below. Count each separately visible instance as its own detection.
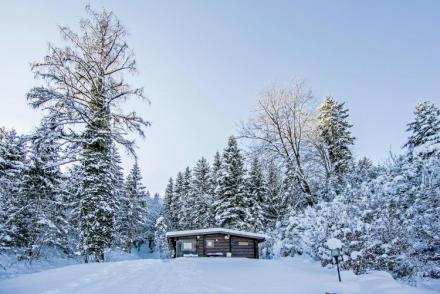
[404,101,440,159]
[21,121,69,259]
[211,151,222,193]
[145,193,162,251]
[63,164,83,256]
[317,96,355,179]
[123,162,148,251]
[209,151,222,227]
[190,158,213,229]
[0,130,29,254]
[154,216,170,259]
[162,178,174,224]
[214,136,250,230]
[79,127,115,262]
[245,157,265,232]
[111,145,127,249]
[262,160,283,230]
[171,172,184,230]
[27,7,150,262]
[281,161,299,211]
[178,167,193,230]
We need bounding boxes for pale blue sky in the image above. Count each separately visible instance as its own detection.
[0,1,439,194]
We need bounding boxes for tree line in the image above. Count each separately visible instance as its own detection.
[163,136,282,233]
[162,85,357,233]
[162,80,439,280]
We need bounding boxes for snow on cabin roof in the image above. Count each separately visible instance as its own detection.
[166,228,267,240]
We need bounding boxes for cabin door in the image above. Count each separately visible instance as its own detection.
[176,241,183,257]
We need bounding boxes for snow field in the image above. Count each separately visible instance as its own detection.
[0,257,437,294]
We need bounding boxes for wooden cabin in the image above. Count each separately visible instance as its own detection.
[166,228,267,259]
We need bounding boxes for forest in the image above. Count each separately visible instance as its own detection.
[162,85,440,280]
[0,6,438,284]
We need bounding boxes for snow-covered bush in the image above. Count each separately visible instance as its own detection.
[154,217,171,259]
[269,153,440,279]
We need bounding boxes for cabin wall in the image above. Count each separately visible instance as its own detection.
[231,236,257,258]
[170,233,259,258]
[203,234,230,257]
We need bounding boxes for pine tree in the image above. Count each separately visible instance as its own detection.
[163,178,174,224]
[190,158,212,229]
[178,167,193,229]
[211,151,222,194]
[404,101,440,159]
[281,161,297,210]
[21,122,68,259]
[79,126,115,262]
[145,193,162,251]
[317,96,355,178]
[246,157,265,232]
[214,136,250,230]
[263,160,283,229]
[171,172,183,230]
[154,216,170,259]
[123,162,148,251]
[64,165,83,256]
[209,151,222,227]
[111,145,127,249]
[0,130,29,254]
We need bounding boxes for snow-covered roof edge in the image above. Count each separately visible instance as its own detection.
[166,228,268,240]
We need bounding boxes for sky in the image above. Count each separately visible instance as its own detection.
[0,1,439,195]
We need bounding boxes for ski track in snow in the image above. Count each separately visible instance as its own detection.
[0,257,437,294]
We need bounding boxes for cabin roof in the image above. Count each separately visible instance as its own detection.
[165,228,267,241]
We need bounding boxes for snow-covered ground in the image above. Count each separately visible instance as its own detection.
[0,246,158,280]
[0,256,438,294]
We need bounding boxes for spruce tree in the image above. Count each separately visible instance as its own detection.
[145,193,162,251]
[171,172,184,230]
[154,216,170,259]
[79,126,115,262]
[263,160,283,229]
[163,178,174,224]
[318,96,355,178]
[211,151,222,194]
[123,162,148,251]
[246,157,265,232]
[190,158,213,229]
[282,161,299,210]
[63,165,83,256]
[22,122,68,259]
[0,130,29,254]
[214,136,250,230]
[209,151,222,227]
[178,167,193,229]
[111,145,127,249]
[404,101,440,159]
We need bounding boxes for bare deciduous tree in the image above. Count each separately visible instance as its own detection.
[240,80,317,206]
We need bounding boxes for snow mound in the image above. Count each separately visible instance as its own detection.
[327,238,343,249]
